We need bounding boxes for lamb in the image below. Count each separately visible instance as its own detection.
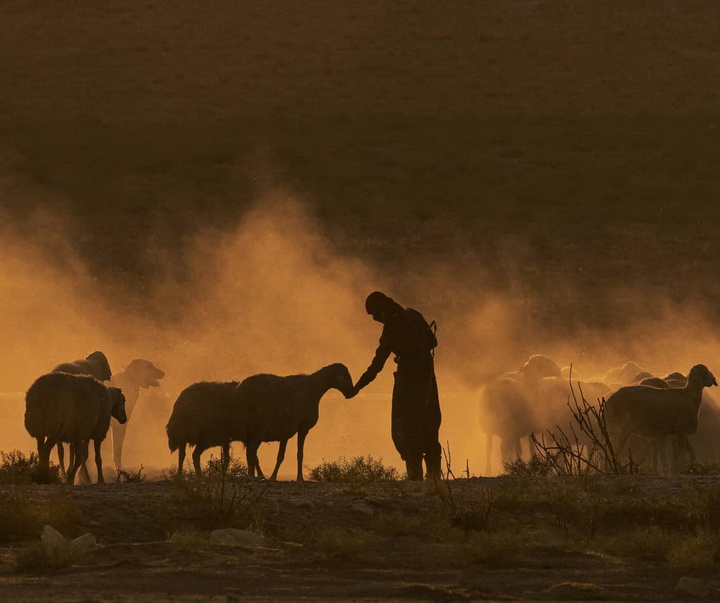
[24,372,127,484]
[109,359,165,471]
[232,363,354,481]
[165,381,241,476]
[604,364,718,472]
[50,350,113,477]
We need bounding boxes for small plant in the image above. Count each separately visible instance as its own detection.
[115,465,146,484]
[502,455,554,477]
[436,444,493,532]
[0,450,61,485]
[308,455,399,482]
[170,454,268,529]
[204,455,249,478]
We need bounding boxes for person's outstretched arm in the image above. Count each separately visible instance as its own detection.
[346,336,392,398]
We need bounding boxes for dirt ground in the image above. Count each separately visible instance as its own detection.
[1,475,719,602]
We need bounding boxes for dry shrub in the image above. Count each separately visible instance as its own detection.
[308,456,399,482]
[0,450,62,485]
[169,466,268,531]
[115,465,146,484]
[503,455,554,477]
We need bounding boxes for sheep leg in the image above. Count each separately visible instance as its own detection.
[112,422,128,471]
[675,435,695,469]
[66,444,83,485]
[484,433,493,476]
[78,442,92,485]
[94,439,105,483]
[269,439,288,481]
[192,446,205,476]
[246,442,264,479]
[38,437,57,474]
[296,431,308,482]
[177,443,186,477]
[500,438,516,464]
[56,443,67,478]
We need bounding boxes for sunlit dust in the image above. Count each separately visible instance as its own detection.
[2,193,719,478]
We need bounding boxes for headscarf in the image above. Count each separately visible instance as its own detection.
[365,291,404,318]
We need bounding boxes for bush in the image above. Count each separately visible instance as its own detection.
[0,450,62,485]
[308,456,400,482]
[502,455,554,477]
[115,465,146,484]
[203,455,249,478]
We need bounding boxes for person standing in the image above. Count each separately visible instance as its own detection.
[346,291,442,480]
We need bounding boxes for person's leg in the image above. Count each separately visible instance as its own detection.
[424,440,442,479]
[405,454,423,480]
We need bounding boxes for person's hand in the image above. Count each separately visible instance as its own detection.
[344,385,360,399]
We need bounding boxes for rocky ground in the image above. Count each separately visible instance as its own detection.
[1,475,720,601]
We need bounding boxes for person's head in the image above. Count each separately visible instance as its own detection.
[365,291,403,323]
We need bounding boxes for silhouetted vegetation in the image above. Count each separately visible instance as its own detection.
[0,450,61,485]
[308,455,400,482]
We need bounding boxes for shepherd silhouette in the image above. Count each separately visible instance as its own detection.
[346,292,442,480]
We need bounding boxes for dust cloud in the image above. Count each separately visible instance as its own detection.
[1,184,719,478]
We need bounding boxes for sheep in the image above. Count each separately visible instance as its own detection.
[604,364,718,472]
[476,355,562,475]
[109,359,165,471]
[477,375,537,474]
[639,376,670,389]
[232,363,354,481]
[24,372,127,485]
[52,350,112,381]
[657,371,720,466]
[603,361,644,389]
[50,351,113,478]
[165,381,241,477]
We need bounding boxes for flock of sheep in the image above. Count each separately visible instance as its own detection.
[21,348,720,484]
[23,351,354,484]
[478,355,720,474]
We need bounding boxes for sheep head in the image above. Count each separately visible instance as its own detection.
[328,363,354,397]
[87,351,112,381]
[687,364,718,388]
[110,387,128,424]
[125,359,166,388]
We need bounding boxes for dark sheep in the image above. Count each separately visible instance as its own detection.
[50,350,113,477]
[165,381,240,476]
[52,350,112,381]
[25,372,127,484]
[232,363,353,481]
